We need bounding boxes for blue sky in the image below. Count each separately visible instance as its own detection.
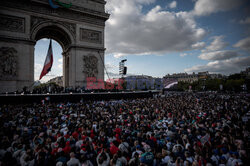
[35,0,250,82]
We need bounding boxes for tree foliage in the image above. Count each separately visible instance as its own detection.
[169,73,249,92]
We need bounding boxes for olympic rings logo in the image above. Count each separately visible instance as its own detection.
[49,0,72,9]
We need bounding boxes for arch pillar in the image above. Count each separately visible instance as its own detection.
[62,46,105,89]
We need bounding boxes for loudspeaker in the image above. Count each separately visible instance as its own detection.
[123,67,127,75]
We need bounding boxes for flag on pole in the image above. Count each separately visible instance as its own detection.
[39,39,53,80]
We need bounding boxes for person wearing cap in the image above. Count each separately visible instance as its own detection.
[219,156,227,166]
[132,145,143,158]
[231,152,243,166]
[128,152,140,166]
[140,145,154,166]
[211,149,219,165]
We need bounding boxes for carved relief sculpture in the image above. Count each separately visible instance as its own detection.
[0,14,25,33]
[0,47,18,79]
[83,55,98,78]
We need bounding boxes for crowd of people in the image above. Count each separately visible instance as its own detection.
[0,92,249,166]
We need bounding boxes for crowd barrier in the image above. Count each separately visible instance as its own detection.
[0,91,157,105]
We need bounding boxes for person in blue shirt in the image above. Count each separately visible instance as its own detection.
[140,146,154,166]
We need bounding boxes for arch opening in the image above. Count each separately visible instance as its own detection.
[34,39,63,88]
[34,25,72,51]
[33,25,73,89]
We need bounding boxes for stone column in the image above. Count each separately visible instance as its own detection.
[0,40,35,93]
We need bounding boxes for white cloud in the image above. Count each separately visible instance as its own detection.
[114,53,126,58]
[192,0,242,16]
[34,62,62,83]
[34,63,42,80]
[35,63,42,71]
[192,42,206,49]
[185,56,250,75]
[58,64,63,69]
[40,38,49,41]
[105,0,206,56]
[58,58,63,63]
[180,53,187,57]
[135,0,156,4]
[202,36,228,52]
[234,36,250,52]
[106,62,118,70]
[169,1,177,9]
[198,50,241,60]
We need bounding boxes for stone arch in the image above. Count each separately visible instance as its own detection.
[31,22,75,87]
[31,22,75,51]
[0,0,109,93]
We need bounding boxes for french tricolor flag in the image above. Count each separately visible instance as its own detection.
[39,40,53,80]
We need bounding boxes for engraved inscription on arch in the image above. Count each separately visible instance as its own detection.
[0,14,25,33]
[80,28,102,44]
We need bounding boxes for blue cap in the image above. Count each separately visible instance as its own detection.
[221,148,227,153]
[213,149,219,155]
[220,156,226,160]
[166,137,171,141]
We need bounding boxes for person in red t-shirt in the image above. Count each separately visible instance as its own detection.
[63,141,71,154]
[110,142,119,155]
[72,130,79,140]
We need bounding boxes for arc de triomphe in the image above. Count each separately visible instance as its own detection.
[0,0,109,93]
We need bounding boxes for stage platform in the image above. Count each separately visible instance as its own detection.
[0,91,159,105]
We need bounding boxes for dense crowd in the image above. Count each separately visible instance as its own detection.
[0,93,249,166]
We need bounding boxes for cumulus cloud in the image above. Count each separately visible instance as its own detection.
[198,50,241,60]
[239,17,250,24]
[192,42,206,49]
[34,63,42,81]
[169,1,177,9]
[113,53,127,58]
[106,62,118,70]
[34,61,62,82]
[105,0,206,56]
[58,64,63,69]
[180,53,187,57]
[202,36,228,52]
[185,56,250,75]
[58,58,63,63]
[192,0,242,16]
[234,36,250,52]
